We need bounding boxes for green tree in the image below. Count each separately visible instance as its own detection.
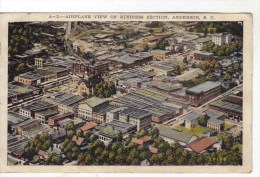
[143,44,150,52]
[198,114,209,126]
[223,73,231,81]
[154,39,169,50]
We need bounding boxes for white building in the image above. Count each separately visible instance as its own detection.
[212,33,232,46]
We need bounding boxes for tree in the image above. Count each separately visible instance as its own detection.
[198,114,209,126]
[203,28,208,37]
[143,44,150,52]
[183,56,188,65]
[46,153,63,165]
[66,130,75,138]
[223,73,231,81]
[66,122,75,130]
[220,134,234,149]
[154,39,169,50]
[174,65,182,75]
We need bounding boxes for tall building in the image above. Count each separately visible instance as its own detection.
[212,33,232,46]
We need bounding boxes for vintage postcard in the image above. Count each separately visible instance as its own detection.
[0,13,252,173]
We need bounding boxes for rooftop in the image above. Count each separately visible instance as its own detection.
[186,137,218,153]
[80,122,97,132]
[22,101,55,112]
[181,111,200,121]
[158,124,196,144]
[187,81,221,94]
[81,96,109,108]
[120,107,151,120]
[50,92,84,106]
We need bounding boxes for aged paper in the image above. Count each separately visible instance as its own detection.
[0,13,252,173]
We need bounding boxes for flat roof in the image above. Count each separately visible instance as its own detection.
[22,101,55,112]
[120,107,151,120]
[158,124,196,144]
[8,112,29,125]
[82,96,109,108]
[187,81,221,94]
[181,111,200,121]
[106,120,136,133]
[51,92,84,106]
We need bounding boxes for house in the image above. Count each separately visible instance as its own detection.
[78,97,110,120]
[38,150,48,159]
[98,126,121,146]
[178,112,200,129]
[185,137,219,153]
[149,147,158,154]
[158,124,197,146]
[131,135,152,145]
[72,135,86,146]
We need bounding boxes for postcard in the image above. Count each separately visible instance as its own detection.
[0,13,252,173]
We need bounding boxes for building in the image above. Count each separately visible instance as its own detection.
[212,33,232,46]
[43,92,84,113]
[98,126,121,146]
[106,107,127,123]
[108,52,153,69]
[194,38,212,50]
[8,83,40,104]
[207,119,224,133]
[193,51,214,61]
[150,50,170,60]
[78,97,110,120]
[34,58,50,68]
[35,109,59,124]
[72,61,109,78]
[178,112,200,129]
[119,107,152,131]
[77,77,102,96]
[158,124,197,146]
[104,120,137,135]
[48,112,74,126]
[186,81,222,107]
[14,66,69,86]
[149,64,175,76]
[185,137,219,153]
[80,122,97,132]
[131,135,152,145]
[19,101,57,119]
[92,105,117,124]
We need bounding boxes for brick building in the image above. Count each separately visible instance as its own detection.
[186,81,222,107]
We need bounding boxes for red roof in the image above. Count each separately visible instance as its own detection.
[149,147,158,154]
[186,137,218,153]
[72,135,84,146]
[140,135,152,143]
[131,138,144,145]
[80,122,97,132]
[38,150,48,159]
